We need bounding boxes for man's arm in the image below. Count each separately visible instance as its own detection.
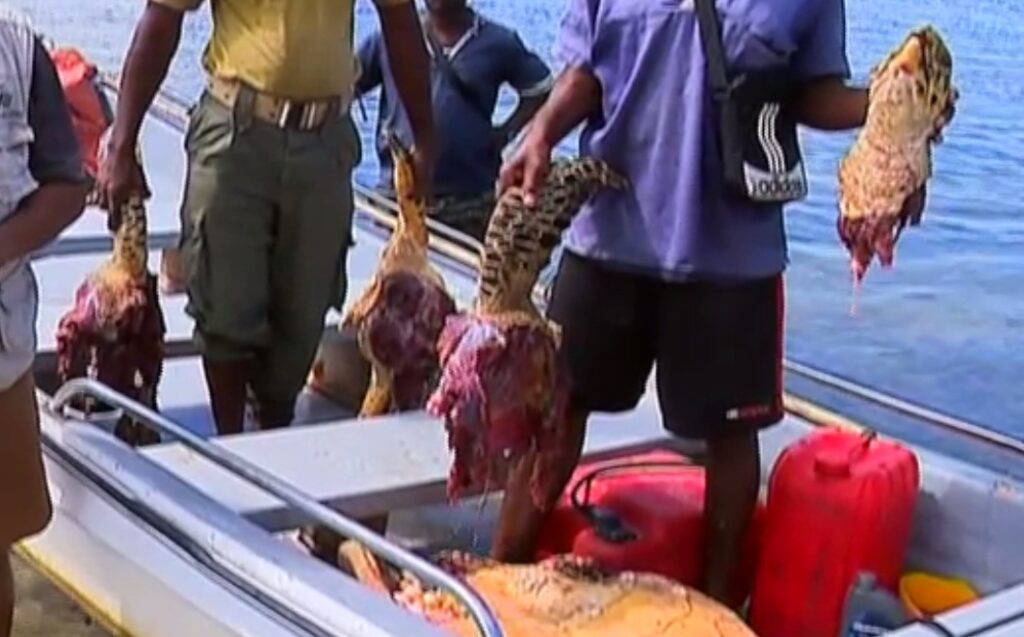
[790,0,866,131]
[374,0,435,194]
[525,67,599,150]
[0,38,87,267]
[99,1,189,214]
[497,93,547,144]
[497,65,600,202]
[497,0,598,203]
[495,33,554,146]
[108,2,187,158]
[794,77,867,131]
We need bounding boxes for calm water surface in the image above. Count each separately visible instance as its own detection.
[12,0,1024,441]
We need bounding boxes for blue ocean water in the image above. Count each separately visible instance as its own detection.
[11,0,1024,440]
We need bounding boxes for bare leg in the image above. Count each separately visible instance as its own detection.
[492,408,588,563]
[703,429,760,609]
[203,358,250,436]
[1,548,13,637]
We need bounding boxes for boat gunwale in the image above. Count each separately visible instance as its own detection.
[35,404,455,637]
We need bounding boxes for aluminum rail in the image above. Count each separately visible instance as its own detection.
[785,359,1024,456]
[49,378,505,637]
[355,186,484,257]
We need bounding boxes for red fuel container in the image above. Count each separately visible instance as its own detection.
[536,449,764,599]
[749,429,921,637]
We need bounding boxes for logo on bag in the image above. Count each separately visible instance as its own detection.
[743,102,807,203]
[744,162,807,202]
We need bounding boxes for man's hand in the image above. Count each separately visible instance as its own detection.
[497,131,552,208]
[96,140,149,230]
[100,1,184,229]
[496,65,602,207]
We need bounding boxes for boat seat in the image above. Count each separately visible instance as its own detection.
[141,385,700,531]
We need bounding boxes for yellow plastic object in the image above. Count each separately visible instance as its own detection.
[900,572,980,618]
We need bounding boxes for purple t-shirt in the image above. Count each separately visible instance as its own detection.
[557,0,850,281]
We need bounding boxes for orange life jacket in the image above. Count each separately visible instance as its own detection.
[49,47,112,179]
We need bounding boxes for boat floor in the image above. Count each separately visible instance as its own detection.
[11,552,112,637]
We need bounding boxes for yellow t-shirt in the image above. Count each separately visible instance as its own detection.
[154,0,408,100]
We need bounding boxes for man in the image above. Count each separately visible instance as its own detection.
[357,0,553,241]
[100,0,436,435]
[494,0,890,608]
[0,8,89,634]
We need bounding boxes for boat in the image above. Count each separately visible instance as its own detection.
[15,72,1024,637]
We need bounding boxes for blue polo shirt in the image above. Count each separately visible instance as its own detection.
[356,12,553,198]
[558,0,850,281]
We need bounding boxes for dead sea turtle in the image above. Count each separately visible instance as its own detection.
[56,130,165,447]
[837,25,958,283]
[338,542,758,637]
[313,131,456,416]
[426,158,626,507]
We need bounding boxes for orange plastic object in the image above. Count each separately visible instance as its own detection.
[535,449,764,601]
[50,47,112,178]
[900,572,979,618]
[749,430,921,637]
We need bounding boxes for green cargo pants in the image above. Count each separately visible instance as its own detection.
[178,90,360,425]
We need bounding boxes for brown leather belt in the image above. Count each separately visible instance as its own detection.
[206,76,346,131]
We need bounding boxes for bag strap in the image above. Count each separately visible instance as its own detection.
[693,0,742,100]
[693,0,747,188]
[424,27,493,122]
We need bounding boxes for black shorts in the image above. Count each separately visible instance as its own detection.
[547,251,785,440]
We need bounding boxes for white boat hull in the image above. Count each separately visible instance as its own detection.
[22,442,299,637]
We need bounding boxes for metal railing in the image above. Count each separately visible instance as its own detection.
[785,360,1024,456]
[49,378,505,637]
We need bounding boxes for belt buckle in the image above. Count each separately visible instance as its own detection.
[307,102,324,130]
[277,100,293,128]
[277,98,330,130]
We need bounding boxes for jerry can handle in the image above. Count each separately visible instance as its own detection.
[569,459,692,545]
[815,429,880,478]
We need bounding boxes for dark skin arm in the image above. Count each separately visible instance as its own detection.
[98,2,183,220]
[495,92,549,149]
[377,2,437,198]
[0,183,88,267]
[793,75,868,131]
[498,66,601,205]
